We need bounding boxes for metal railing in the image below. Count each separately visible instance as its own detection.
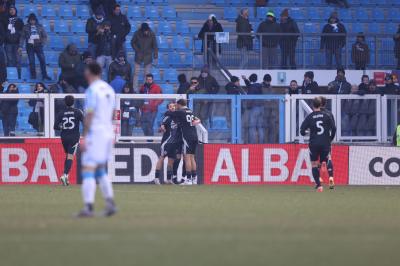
[203,32,397,70]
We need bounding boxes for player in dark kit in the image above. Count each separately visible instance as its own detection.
[54,95,84,186]
[319,96,336,189]
[166,99,199,185]
[300,97,336,192]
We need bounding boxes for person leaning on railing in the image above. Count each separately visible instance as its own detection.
[0,83,19,136]
[225,76,246,95]
[299,71,319,94]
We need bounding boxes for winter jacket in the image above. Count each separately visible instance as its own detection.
[380,83,400,95]
[20,23,47,48]
[94,29,114,57]
[86,16,104,44]
[198,74,219,94]
[109,13,131,43]
[1,87,18,115]
[139,83,162,113]
[300,80,320,94]
[321,22,346,50]
[108,60,131,82]
[236,15,253,50]
[177,82,190,94]
[5,11,23,44]
[198,20,223,52]
[279,17,300,49]
[257,19,281,48]
[225,82,245,95]
[358,83,369,95]
[327,77,351,94]
[131,29,158,65]
[394,29,400,59]
[351,41,370,64]
[58,47,81,80]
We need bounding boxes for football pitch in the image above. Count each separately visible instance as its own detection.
[1,185,400,266]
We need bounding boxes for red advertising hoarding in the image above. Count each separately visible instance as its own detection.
[0,139,76,185]
[203,144,349,185]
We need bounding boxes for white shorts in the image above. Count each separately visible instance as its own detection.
[81,132,114,167]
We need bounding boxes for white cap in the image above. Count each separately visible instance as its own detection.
[209,14,216,20]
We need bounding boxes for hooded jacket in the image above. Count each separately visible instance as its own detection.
[300,80,320,94]
[94,25,115,57]
[86,15,104,43]
[20,14,47,48]
[131,28,158,65]
[5,7,24,44]
[279,17,300,48]
[108,58,132,82]
[351,38,370,64]
[235,15,253,50]
[109,12,131,43]
[321,19,346,49]
[58,45,81,80]
[198,18,224,52]
[257,17,281,48]
[198,72,219,94]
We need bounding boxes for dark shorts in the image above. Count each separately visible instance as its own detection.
[62,138,79,155]
[160,142,180,159]
[183,140,198,155]
[309,144,331,163]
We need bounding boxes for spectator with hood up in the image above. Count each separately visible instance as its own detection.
[58,43,81,90]
[394,24,400,70]
[198,66,219,94]
[108,50,131,83]
[86,7,105,58]
[225,76,245,95]
[300,71,319,94]
[1,83,18,136]
[236,8,253,69]
[20,13,51,80]
[257,10,281,69]
[198,14,223,60]
[109,4,131,56]
[351,32,369,70]
[177,74,190,94]
[75,51,94,92]
[327,68,351,94]
[131,23,158,91]
[5,5,23,79]
[321,13,346,69]
[279,8,300,69]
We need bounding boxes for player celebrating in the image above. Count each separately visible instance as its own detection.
[300,97,336,192]
[54,95,83,186]
[319,96,336,189]
[78,62,116,217]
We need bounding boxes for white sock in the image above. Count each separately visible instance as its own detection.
[82,178,96,204]
[98,175,114,200]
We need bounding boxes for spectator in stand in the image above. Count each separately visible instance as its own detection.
[0,23,6,85]
[225,76,245,94]
[367,79,379,94]
[327,68,351,94]
[75,51,94,92]
[1,83,18,136]
[28,82,49,135]
[326,0,349,8]
[257,11,281,69]
[5,5,23,79]
[120,83,141,136]
[394,24,400,70]
[300,71,319,94]
[350,84,360,95]
[20,13,51,80]
[59,44,81,90]
[108,50,131,83]
[50,77,77,94]
[198,66,219,94]
[131,23,158,92]
[380,74,400,95]
[139,74,162,136]
[0,0,14,28]
[321,14,346,69]
[358,74,370,95]
[351,32,369,70]
[198,14,223,60]
[261,73,272,92]
[89,0,116,18]
[286,80,299,95]
[236,8,253,69]
[279,8,300,69]
[109,4,131,57]
[86,7,105,58]
[109,75,125,93]
[177,73,190,94]
[94,20,114,77]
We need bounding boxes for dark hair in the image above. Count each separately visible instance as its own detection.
[320,96,327,107]
[190,77,198,82]
[231,76,239,83]
[337,67,345,75]
[178,73,187,83]
[290,80,297,84]
[35,82,47,92]
[114,4,121,9]
[177,99,187,107]
[249,74,258,83]
[361,74,369,81]
[122,82,133,94]
[166,102,175,109]
[64,95,75,107]
[146,73,154,79]
[312,97,322,109]
[263,74,272,82]
[385,74,393,81]
[85,62,102,76]
[304,71,314,80]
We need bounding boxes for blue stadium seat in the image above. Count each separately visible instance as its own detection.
[338,9,352,21]
[162,6,176,19]
[158,21,172,34]
[59,5,74,18]
[76,5,90,18]
[224,7,237,20]
[176,23,190,34]
[384,23,397,34]
[41,6,56,18]
[371,9,385,21]
[150,68,161,81]
[164,68,178,82]
[257,7,267,19]
[46,51,59,65]
[157,35,170,49]
[71,20,86,34]
[168,52,181,66]
[21,68,31,80]
[18,84,32,93]
[22,5,38,17]
[182,53,193,66]
[157,53,166,67]
[54,20,69,33]
[127,6,142,18]
[162,84,174,94]
[70,35,84,49]
[49,35,65,49]
[41,20,51,33]
[350,23,365,33]
[145,6,159,19]
[7,68,18,80]
[388,9,400,22]
[354,9,369,21]
[289,8,304,20]
[303,22,319,33]
[172,35,186,50]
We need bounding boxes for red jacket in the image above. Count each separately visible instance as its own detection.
[140,83,163,113]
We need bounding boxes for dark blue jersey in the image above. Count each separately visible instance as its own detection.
[300,110,336,146]
[54,107,83,140]
[161,113,182,144]
[166,107,198,142]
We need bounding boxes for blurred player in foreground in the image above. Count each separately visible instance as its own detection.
[300,97,336,192]
[319,96,336,189]
[54,95,83,186]
[78,62,116,217]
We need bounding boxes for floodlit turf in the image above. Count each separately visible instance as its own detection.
[1,185,400,266]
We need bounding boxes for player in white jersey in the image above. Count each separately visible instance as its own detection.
[77,62,117,217]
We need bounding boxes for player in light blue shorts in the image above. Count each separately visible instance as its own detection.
[77,62,116,217]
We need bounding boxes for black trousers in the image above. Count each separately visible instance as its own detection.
[2,113,17,136]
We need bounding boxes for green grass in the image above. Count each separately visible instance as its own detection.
[1,185,400,266]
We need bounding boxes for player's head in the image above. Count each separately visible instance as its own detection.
[312,97,322,110]
[167,102,176,111]
[176,99,187,109]
[319,96,327,108]
[84,62,102,84]
[64,95,75,107]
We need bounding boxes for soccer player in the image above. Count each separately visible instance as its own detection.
[320,96,336,189]
[167,99,199,185]
[300,97,336,192]
[78,62,116,217]
[53,95,83,186]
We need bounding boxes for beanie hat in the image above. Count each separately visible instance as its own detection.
[267,10,275,18]
[141,22,150,31]
[95,6,105,16]
[280,8,289,17]
[231,76,239,83]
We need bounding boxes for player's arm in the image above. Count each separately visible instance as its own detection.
[53,112,62,131]
[329,116,337,141]
[83,89,96,138]
[300,116,310,136]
